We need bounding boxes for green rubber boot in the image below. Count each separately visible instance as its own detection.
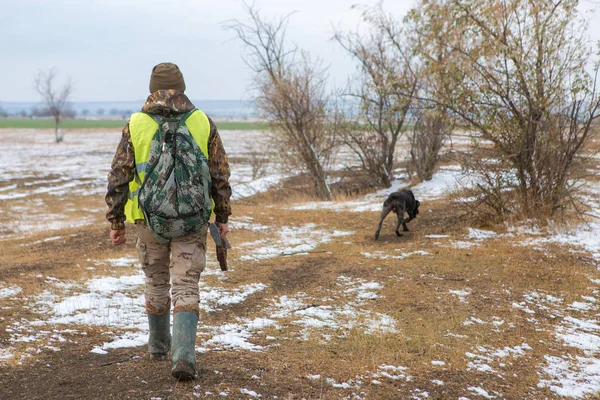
[148,311,171,360]
[171,311,199,380]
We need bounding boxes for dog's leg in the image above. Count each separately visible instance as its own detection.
[395,207,405,237]
[403,215,413,232]
[374,205,393,240]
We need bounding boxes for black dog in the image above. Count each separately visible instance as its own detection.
[374,189,420,240]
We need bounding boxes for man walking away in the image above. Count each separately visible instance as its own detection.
[105,62,232,380]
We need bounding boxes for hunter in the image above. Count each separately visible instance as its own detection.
[105,62,232,380]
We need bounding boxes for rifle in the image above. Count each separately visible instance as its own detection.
[208,223,231,271]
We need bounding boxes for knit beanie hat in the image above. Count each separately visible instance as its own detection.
[149,62,186,93]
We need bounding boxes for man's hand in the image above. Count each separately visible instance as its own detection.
[215,222,229,241]
[110,229,127,245]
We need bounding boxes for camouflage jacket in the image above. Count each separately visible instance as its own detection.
[105,90,232,230]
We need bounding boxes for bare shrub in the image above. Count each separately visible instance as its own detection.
[334,5,418,188]
[245,144,270,180]
[409,105,452,181]
[226,4,338,200]
[34,68,73,143]
[410,0,600,220]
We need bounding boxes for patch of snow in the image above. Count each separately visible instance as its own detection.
[344,281,383,300]
[465,343,531,374]
[448,240,478,249]
[409,166,472,201]
[520,190,600,258]
[34,271,146,329]
[202,317,278,352]
[467,228,496,240]
[467,386,496,399]
[103,257,138,267]
[0,285,22,299]
[372,365,412,381]
[512,302,536,315]
[0,348,14,361]
[101,332,147,350]
[538,355,600,398]
[287,200,381,213]
[449,289,472,303]
[264,284,398,342]
[505,222,543,236]
[463,317,487,326]
[362,250,430,260]
[239,388,262,398]
[199,283,268,311]
[326,378,358,389]
[230,220,271,232]
[232,174,288,200]
[239,224,353,261]
[557,331,600,352]
[569,301,595,311]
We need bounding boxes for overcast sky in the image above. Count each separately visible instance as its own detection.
[2,0,599,102]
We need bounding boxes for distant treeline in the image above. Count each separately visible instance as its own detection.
[0,105,133,119]
[0,99,255,119]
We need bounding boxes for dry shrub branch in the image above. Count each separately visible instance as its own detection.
[334,5,419,188]
[226,3,338,200]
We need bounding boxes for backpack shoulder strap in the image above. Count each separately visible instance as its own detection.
[184,109,210,159]
[172,109,197,129]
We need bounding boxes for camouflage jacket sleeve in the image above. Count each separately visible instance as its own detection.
[105,122,135,230]
[207,117,232,223]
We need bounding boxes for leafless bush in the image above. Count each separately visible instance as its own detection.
[245,144,270,180]
[226,3,338,199]
[34,68,72,143]
[334,5,418,188]
[409,105,452,181]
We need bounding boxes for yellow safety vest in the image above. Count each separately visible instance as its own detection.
[124,109,211,223]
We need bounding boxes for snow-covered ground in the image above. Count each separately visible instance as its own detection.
[0,130,287,239]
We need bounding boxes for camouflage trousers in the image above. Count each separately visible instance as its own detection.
[133,222,208,316]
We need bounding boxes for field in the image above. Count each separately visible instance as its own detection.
[0,118,267,131]
[1,128,600,399]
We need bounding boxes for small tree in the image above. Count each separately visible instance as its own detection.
[226,4,338,200]
[410,0,600,219]
[34,68,73,143]
[334,5,419,188]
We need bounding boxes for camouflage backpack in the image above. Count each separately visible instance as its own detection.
[138,110,212,242]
